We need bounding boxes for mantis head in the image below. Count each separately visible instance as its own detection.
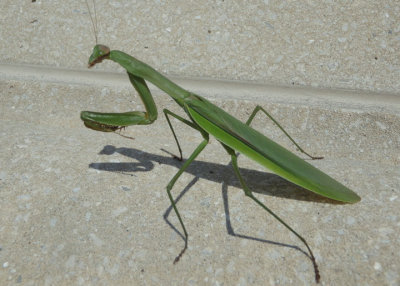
[88,44,110,68]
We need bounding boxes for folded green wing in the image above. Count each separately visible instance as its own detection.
[185,95,360,203]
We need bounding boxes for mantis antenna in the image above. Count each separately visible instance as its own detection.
[85,0,98,44]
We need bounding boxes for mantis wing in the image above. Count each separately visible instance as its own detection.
[184,95,361,203]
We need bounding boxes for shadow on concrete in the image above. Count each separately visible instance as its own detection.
[89,145,340,204]
[88,144,341,274]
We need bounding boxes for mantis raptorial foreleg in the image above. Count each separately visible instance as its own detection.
[222,143,321,283]
[127,73,158,123]
[245,105,323,160]
[81,71,158,132]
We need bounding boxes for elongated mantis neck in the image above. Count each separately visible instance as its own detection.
[109,50,191,106]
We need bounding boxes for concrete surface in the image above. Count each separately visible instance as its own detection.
[1,0,400,94]
[1,68,399,285]
[1,1,400,286]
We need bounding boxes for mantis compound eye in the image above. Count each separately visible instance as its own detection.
[88,44,110,67]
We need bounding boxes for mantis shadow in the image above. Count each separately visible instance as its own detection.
[90,145,339,204]
[89,145,341,266]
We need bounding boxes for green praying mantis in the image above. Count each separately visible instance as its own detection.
[80,2,360,283]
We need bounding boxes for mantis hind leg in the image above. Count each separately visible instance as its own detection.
[163,109,200,161]
[221,143,321,283]
[246,105,323,160]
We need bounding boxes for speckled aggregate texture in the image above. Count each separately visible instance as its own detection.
[1,0,400,93]
[0,77,399,285]
[1,0,400,286]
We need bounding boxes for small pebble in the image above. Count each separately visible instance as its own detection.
[374,262,382,271]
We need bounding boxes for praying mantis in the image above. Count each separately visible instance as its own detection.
[80,2,361,283]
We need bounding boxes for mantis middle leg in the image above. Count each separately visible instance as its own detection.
[163,109,199,161]
[162,109,210,263]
